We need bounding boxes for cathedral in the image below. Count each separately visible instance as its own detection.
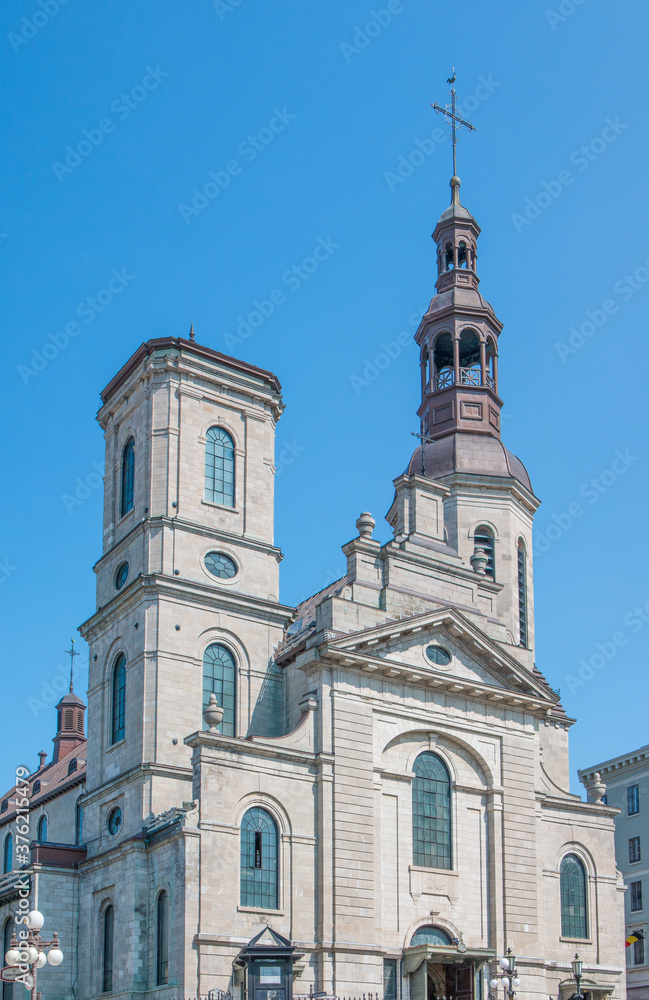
[0,169,627,1000]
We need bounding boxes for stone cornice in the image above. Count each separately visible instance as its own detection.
[578,746,649,783]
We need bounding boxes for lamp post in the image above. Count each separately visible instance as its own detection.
[4,910,64,1000]
[571,954,584,1000]
[489,949,521,1000]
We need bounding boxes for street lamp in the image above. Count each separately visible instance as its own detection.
[4,910,64,1000]
[489,949,522,1000]
[571,953,584,1000]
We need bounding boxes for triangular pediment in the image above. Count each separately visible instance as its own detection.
[321,607,558,711]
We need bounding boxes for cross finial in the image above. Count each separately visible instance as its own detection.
[64,638,80,693]
[431,71,476,198]
[189,323,195,342]
[411,429,435,476]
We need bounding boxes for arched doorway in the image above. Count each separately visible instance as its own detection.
[406,927,480,1000]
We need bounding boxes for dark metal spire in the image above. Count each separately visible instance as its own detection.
[431,71,476,195]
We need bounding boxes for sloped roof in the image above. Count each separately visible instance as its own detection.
[277,576,348,658]
[0,743,87,830]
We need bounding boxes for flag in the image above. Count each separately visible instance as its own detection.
[626,929,645,948]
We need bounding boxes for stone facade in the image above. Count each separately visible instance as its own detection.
[580,746,649,1000]
[0,180,627,1000]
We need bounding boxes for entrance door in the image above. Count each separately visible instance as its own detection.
[445,963,474,1000]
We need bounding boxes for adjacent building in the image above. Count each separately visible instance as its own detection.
[580,746,649,1000]
[0,172,627,1000]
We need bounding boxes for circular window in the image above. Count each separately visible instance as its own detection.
[107,807,122,835]
[115,562,129,590]
[205,552,237,579]
[425,645,452,666]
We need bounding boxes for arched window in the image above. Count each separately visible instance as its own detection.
[486,338,497,391]
[459,329,481,386]
[410,925,452,947]
[433,332,454,390]
[457,241,468,268]
[518,539,528,647]
[202,644,236,737]
[156,891,169,985]
[68,758,78,775]
[32,781,40,796]
[3,919,14,1000]
[0,800,7,813]
[111,654,126,744]
[240,807,279,909]
[205,427,235,507]
[3,833,12,874]
[103,905,114,993]
[473,525,495,580]
[444,241,454,271]
[120,438,135,517]
[75,801,84,846]
[37,815,47,843]
[412,752,452,870]
[560,854,588,939]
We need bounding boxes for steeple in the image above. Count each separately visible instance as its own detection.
[53,640,86,762]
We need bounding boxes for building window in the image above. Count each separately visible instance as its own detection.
[3,833,12,874]
[156,891,169,985]
[3,919,14,1000]
[37,815,47,843]
[68,758,78,775]
[75,802,84,846]
[205,427,235,507]
[1,800,7,813]
[240,807,279,909]
[412,752,452,870]
[111,654,126,744]
[32,781,40,796]
[629,785,640,815]
[120,438,135,517]
[631,881,643,912]
[634,933,645,966]
[202,644,236,736]
[103,905,114,993]
[383,959,398,1000]
[474,526,495,579]
[630,837,641,864]
[517,540,528,647]
[560,854,588,938]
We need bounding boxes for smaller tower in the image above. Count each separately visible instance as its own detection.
[53,692,86,763]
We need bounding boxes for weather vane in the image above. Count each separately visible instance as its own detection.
[64,638,80,693]
[431,68,476,180]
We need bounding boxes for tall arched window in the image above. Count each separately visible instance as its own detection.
[120,438,135,517]
[156,891,169,985]
[240,807,279,909]
[473,525,495,579]
[560,854,588,939]
[433,332,454,390]
[412,752,452,870]
[3,919,14,1000]
[111,654,126,744]
[37,815,47,843]
[3,833,12,874]
[75,801,84,846]
[518,539,528,647]
[459,329,481,385]
[202,644,236,736]
[103,905,114,993]
[205,427,235,507]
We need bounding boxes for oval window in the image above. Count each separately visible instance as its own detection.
[425,645,452,666]
[115,562,129,590]
[205,552,237,579]
[107,807,123,835]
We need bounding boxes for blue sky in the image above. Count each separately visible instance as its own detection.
[1,0,647,795]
